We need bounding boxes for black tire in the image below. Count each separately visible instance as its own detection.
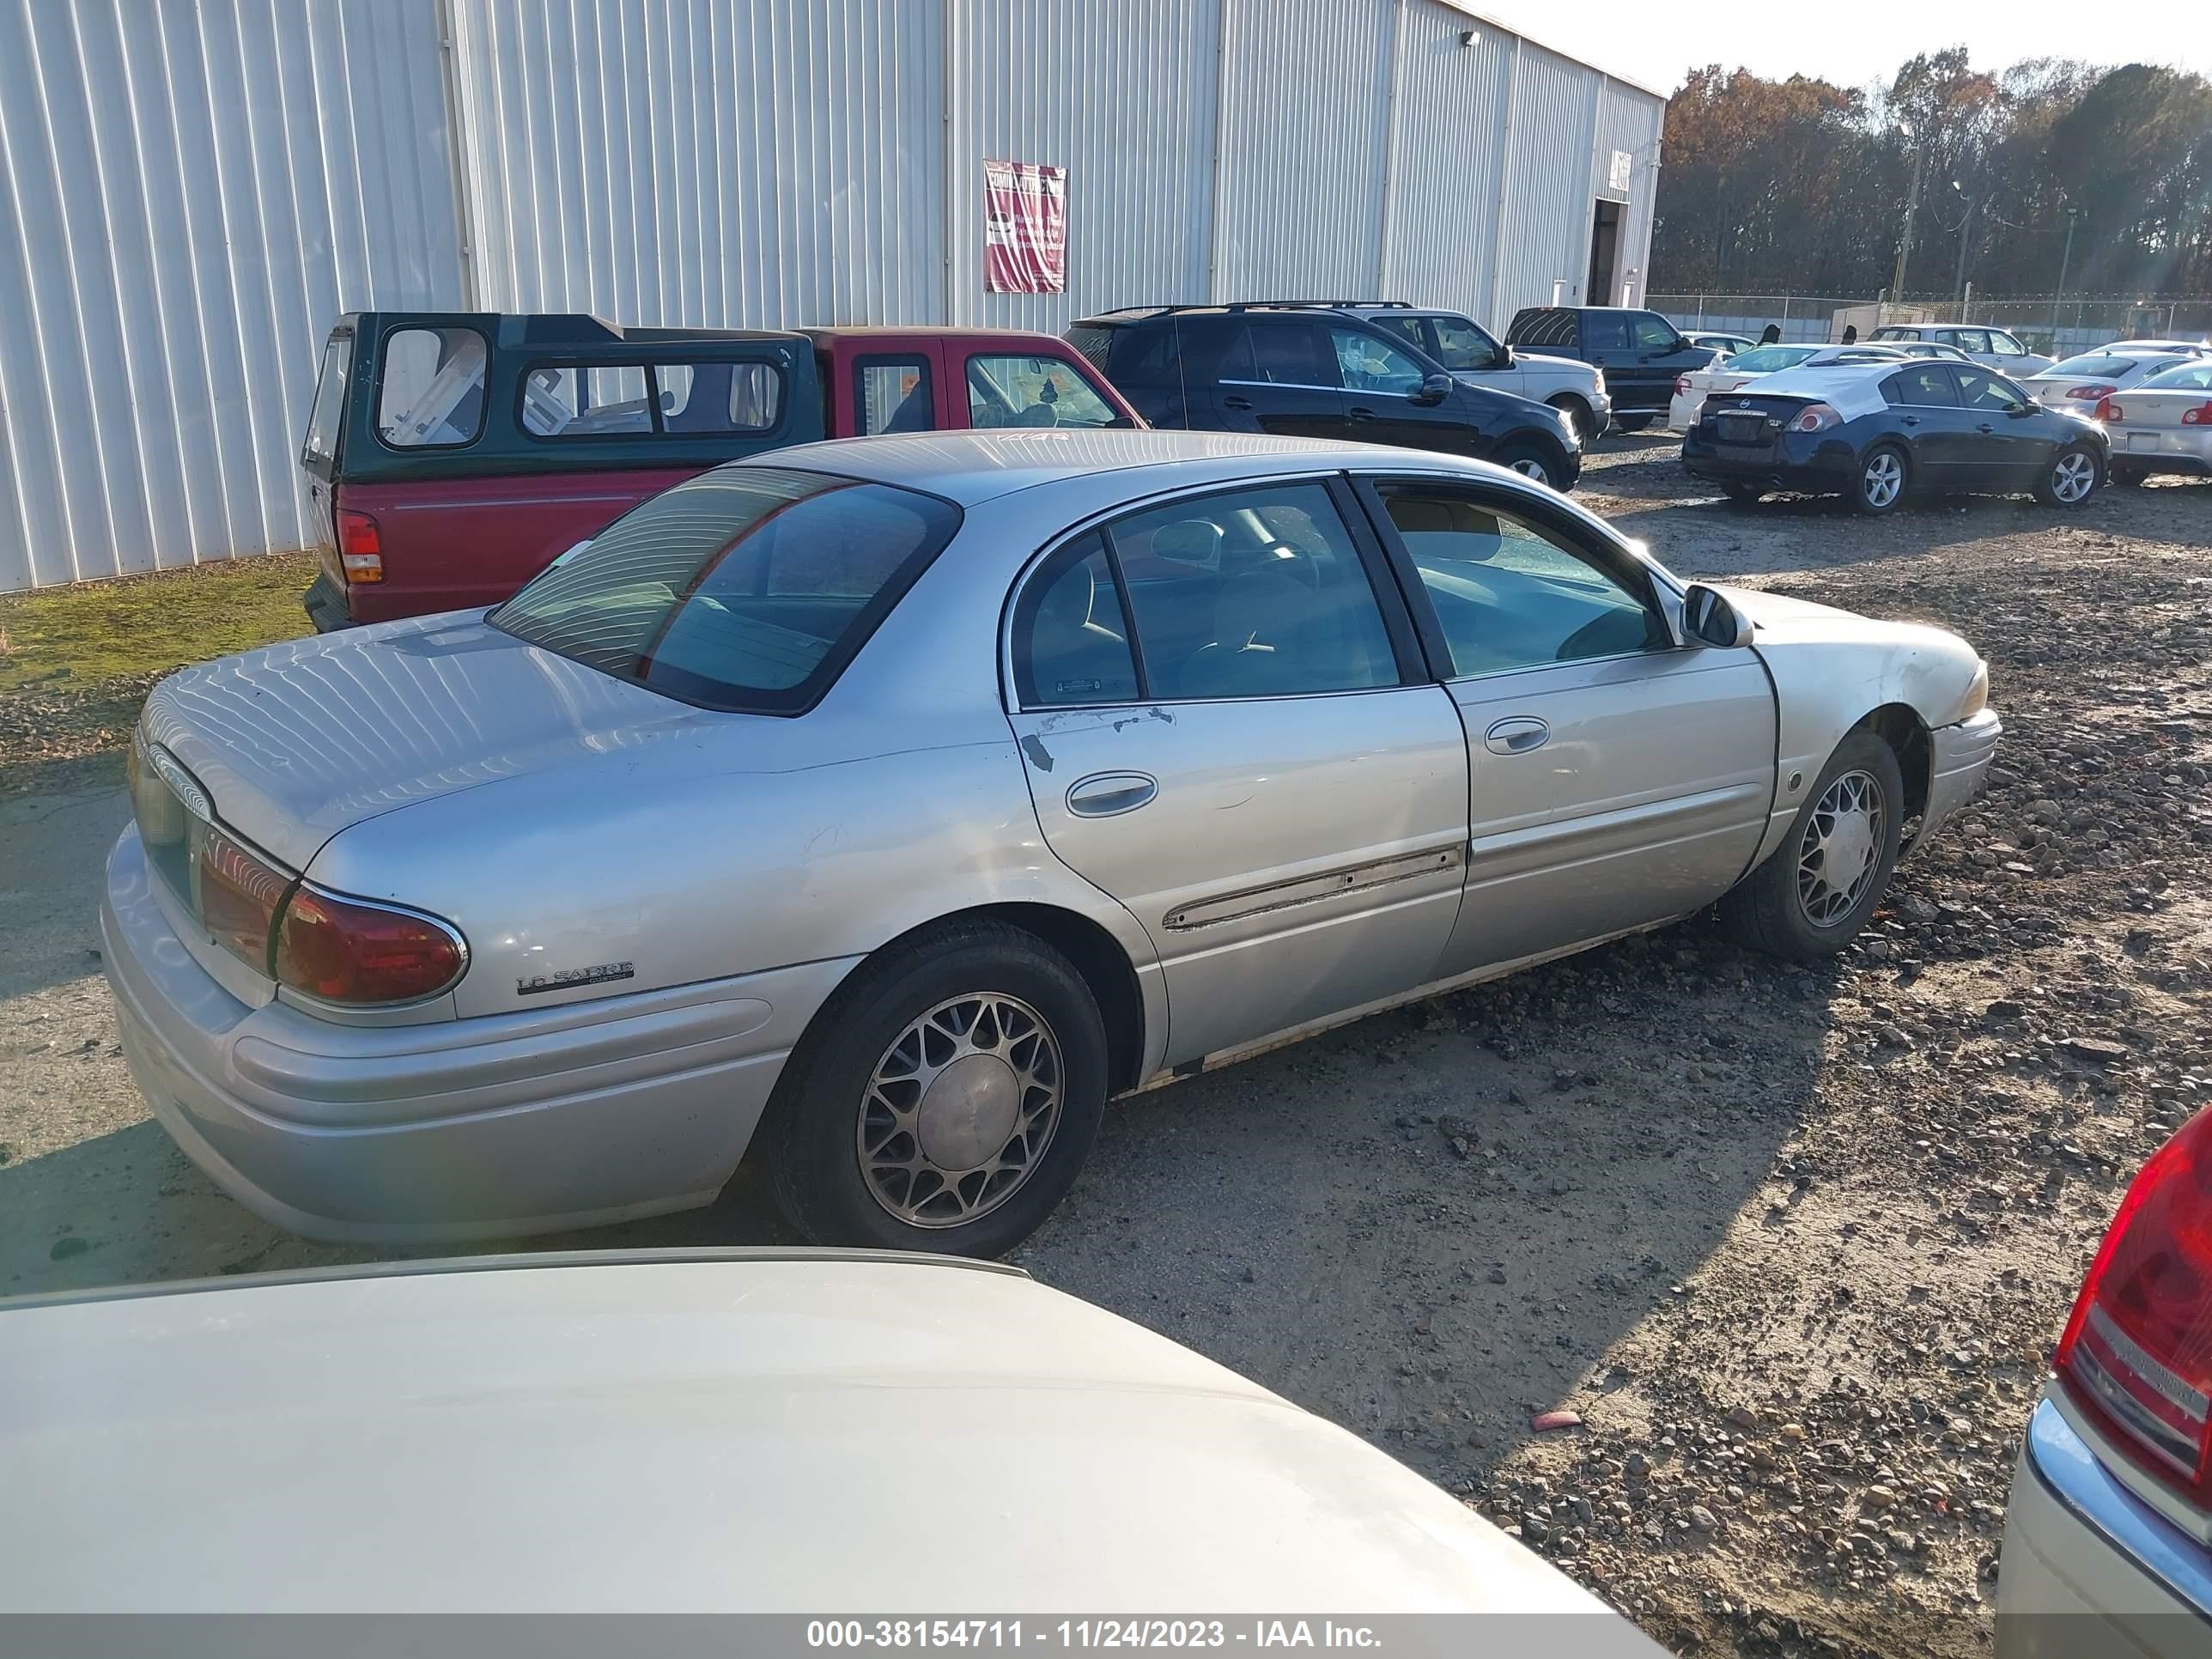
[762,921,1109,1256]
[2033,443,2102,507]
[1850,443,1909,515]
[2111,460,2150,488]
[1721,481,1764,507]
[1719,727,1905,961]
[1545,394,1595,442]
[1613,413,1654,433]
[1492,440,1566,489]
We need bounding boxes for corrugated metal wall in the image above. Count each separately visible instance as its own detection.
[0,0,462,592]
[0,0,1661,592]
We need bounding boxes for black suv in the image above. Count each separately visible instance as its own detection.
[1505,307,1716,431]
[1069,303,1582,490]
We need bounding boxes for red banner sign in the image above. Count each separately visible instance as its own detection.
[983,159,1066,295]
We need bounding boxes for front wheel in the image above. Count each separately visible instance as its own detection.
[1851,445,1908,514]
[763,921,1109,1256]
[1718,728,1905,960]
[1492,441,1565,489]
[1545,394,1595,442]
[2035,445,2101,507]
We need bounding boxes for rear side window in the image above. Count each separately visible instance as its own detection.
[377,325,488,448]
[1509,308,1577,348]
[301,335,351,465]
[492,465,962,714]
[1582,313,1630,350]
[523,365,653,436]
[856,356,935,434]
[657,362,783,433]
[966,355,1119,428]
[1883,366,1958,406]
[1249,322,1332,386]
[1066,325,1116,377]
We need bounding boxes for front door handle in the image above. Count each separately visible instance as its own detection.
[1222,395,1255,411]
[1977,422,1995,434]
[1900,416,1920,427]
[1483,716,1551,756]
[1066,771,1157,818]
[1347,405,1377,422]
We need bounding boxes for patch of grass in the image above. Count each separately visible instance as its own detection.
[0,553,317,787]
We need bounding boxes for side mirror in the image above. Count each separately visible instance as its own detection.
[1412,372,1454,406]
[1494,347,1516,370]
[2008,399,2039,417]
[1680,583,1753,649]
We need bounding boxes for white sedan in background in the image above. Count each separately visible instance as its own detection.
[2021,349,2199,416]
[2097,358,2212,485]
[0,1249,1664,1643]
[1668,343,1903,431]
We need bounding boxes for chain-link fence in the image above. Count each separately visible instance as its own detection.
[1648,294,2212,356]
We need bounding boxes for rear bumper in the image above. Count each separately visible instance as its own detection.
[1996,1395,2212,1658]
[101,826,850,1243]
[1681,429,1856,492]
[2112,428,2212,474]
[1917,707,2002,848]
[303,572,354,632]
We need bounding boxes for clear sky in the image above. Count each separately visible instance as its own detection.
[1472,0,2212,98]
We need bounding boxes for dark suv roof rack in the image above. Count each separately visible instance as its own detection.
[1084,299,1415,320]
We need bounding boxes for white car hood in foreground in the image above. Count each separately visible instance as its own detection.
[0,1254,1655,1634]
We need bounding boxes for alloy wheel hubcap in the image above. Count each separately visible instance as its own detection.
[2054,452,2094,502]
[1510,457,1550,483]
[1863,453,1902,507]
[858,993,1063,1228]
[1797,769,1885,927]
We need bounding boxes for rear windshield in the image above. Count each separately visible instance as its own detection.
[2141,362,2212,392]
[2046,354,2158,378]
[1723,346,1816,374]
[301,335,351,465]
[490,465,962,714]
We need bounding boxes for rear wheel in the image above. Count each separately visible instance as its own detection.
[763,921,1109,1256]
[2111,460,2150,488]
[1721,481,1764,507]
[1545,394,1595,442]
[1492,441,1565,489]
[2034,444,2101,507]
[1719,728,1905,960]
[1851,445,1908,514]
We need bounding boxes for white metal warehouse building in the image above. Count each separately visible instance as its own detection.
[0,0,1662,592]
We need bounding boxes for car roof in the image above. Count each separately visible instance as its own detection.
[757,428,1454,506]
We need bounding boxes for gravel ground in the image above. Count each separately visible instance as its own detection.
[4,441,2209,1655]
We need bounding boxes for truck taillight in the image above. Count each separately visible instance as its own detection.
[337,509,384,583]
[2097,398,2124,423]
[2055,1106,2212,1502]
[273,886,468,1006]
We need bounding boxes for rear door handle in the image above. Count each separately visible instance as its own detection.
[1977,422,1995,434]
[1482,716,1551,756]
[1222,395,1255,411]
[1066,772,1157,818]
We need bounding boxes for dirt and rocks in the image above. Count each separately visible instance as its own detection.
[3,443,2209,1656]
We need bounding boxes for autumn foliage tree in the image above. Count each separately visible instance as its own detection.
[1653,52,2212,297]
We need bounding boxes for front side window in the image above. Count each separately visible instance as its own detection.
[1249,322,1331,387]
[1631,313,1680,351]
[1011,535,1139,707]
[657,361,784,434]
[1376,485,1665,678]
[377,325,487,448]
[1988,331,2027,357]
[1955,366,2029,411]
[1330,327,1426,394]
[856,356,935,434]
[1947,330,1991,356]
[492,465,961,714]
[1883,366,1958,406]
[1102,483,1399,700]
[965,354,1118,428]
[523,365,653,436]
[1425,315,1503,372]
[302,335,351,465]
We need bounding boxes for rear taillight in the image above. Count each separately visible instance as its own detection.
[337,509,384,583]
[1791,404,1842,433]
[1674,374,1690,396]
[2066,384,2118,401]
[2055,1106,2212,1500]
[2098,398,2125,423]
[2183,404,2212,426]
[273,885,467,1006]
[194,825,294,969]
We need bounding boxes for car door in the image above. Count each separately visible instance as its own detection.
[1003,478,1469,1068]
[1216,319,1347,440]
[1354,477,1775,978]
[1330,324,1475,455]
[1877,362,1976,483]
[1952,365,2049,489]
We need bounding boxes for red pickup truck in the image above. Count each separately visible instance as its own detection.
[300,314,1142,629]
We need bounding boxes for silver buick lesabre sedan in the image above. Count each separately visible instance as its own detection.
[104,431,2000,1255]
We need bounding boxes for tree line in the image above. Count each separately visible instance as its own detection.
[1651,51,2212,299]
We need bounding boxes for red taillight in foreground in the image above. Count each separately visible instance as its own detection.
[337,509,384,584]
[2055,1105,2212,1500]
[273,886,468,1006]
[2182,403,2212,426]
[2097,398,2125,423]
[194,824,294,969]
[1674,374,1690,396]
[2066,384,2118,401]
[1791,404,1842,433]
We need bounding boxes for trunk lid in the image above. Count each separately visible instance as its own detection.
[1700,392,1808,449]
[138,612,717,874]
[2113,388,2212,428]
